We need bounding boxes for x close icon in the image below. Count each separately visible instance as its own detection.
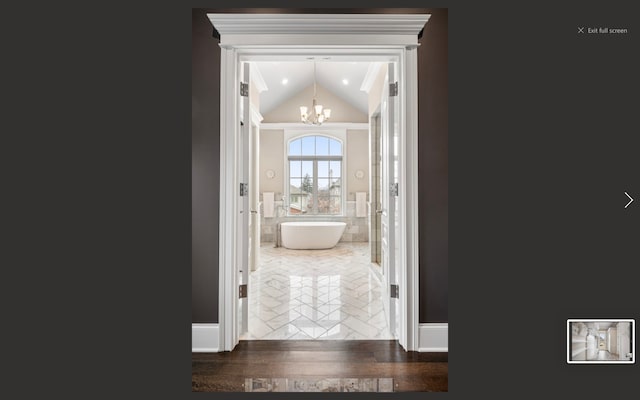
[578,27,584,33]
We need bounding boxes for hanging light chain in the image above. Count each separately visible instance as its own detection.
[300,61,330,125]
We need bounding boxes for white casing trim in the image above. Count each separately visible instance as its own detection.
[418,323,449,352]
[192,324,220,352]
[405,46,420,351]
[218,46,239,352]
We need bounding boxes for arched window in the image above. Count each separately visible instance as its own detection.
[287,135,343,215]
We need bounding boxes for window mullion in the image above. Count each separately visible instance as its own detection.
[313,159,318,214]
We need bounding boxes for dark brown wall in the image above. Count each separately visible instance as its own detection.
[192,8,220,323]
[417,9,448,322]
[191,8,448,323]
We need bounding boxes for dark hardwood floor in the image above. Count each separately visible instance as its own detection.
[192,340,448,392]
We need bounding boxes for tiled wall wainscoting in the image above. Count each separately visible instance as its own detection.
[260,201,370,243]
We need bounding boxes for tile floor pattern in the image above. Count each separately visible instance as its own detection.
[596,350,621,361]
[243,242,393,340]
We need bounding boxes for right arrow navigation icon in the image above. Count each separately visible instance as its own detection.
[624,192,634,209]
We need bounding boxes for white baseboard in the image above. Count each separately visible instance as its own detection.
[192,323,220,352]
[192,322,445,353]
[418,323,448,352]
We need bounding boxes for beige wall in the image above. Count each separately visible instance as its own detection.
[368,63,388,117]
[346,129,369,201]
[259,84,370,203]
[258,129,368,202]
[263,84,367,123]
[259,129,284,198]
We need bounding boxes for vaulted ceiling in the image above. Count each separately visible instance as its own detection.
[591,322,614,330]
[253,61,372,115]
[580,321,617,331]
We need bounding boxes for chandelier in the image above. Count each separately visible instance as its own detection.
[299,62,331,125]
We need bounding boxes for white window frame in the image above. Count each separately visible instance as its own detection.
[284,129,347,217]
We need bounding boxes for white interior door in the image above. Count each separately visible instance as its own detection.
[372,114,382,265]
[249,122,260,272]
[388,62,403,344]
[237,62,251,337]
[380,62,399,338]
[617,322,631,360]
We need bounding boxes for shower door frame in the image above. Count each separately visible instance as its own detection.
[210,13,428,352]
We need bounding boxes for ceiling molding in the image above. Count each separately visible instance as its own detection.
[249,63,268,93]
[360,62,383,94]
[209,14,431,36]
[250,105,264,124]
[260,122,369,131]
[208,14,430,47]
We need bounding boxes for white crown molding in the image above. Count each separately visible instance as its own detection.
[192,323,219,352]
[250,62,268,93]
[208,14,430,47]
[360,62,383,94]
[250,105,264,124]
[418,323,448,352]
[209,14,430,36]
[260,122,368,131]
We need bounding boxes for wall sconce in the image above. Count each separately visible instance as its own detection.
[265,169,275,179]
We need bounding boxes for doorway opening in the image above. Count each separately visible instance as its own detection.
[210,13,427,352]
[241,59,395,341]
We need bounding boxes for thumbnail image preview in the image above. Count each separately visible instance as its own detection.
[567,320,634,363]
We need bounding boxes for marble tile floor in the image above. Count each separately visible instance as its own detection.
[241,242,393,340]
[596,350,621,361]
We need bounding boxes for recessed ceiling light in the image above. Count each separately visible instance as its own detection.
[282,78,288,85]
[342,79,349,85]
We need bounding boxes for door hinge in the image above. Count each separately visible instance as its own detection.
[240,82,249,97]
[390,182,399,197]
[390,284,399,299]
[239,284,247,298]
[389,82,398,97]
[240,183,248,196]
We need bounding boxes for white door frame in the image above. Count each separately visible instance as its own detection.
[209,13,429,352]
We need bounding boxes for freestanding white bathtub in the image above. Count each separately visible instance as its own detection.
[280,221,347,250]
